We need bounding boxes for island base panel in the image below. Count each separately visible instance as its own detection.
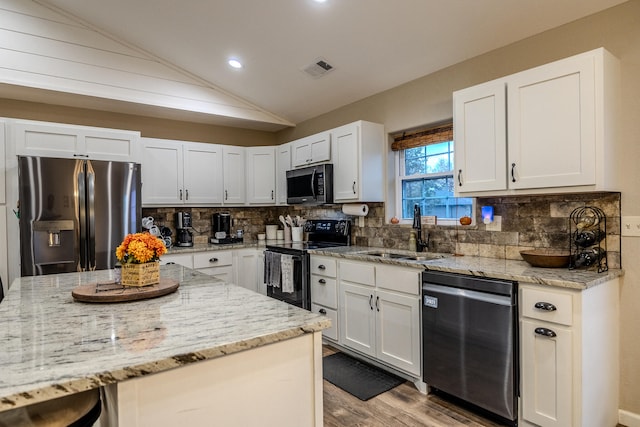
[106,332,323,426]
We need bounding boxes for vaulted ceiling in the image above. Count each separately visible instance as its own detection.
[29,0,629,129]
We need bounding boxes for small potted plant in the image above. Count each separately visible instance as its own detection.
[116,232,167,287]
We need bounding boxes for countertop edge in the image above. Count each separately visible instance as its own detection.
[308,247,624,290]
[0,318,330,411]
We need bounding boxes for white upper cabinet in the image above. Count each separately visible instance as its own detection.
[183,142,224,204]
[11,119,140,162]
[222,146,246,205]
[246,146,276,204]
[453,80,507,193]
[332,121,385,202]
[142,138,184,205]
[454,48,619,197]
[142,138,223,206]
[275,143,291,205]
[291,131,331,167]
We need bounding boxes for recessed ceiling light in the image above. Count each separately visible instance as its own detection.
[228,58,243,69]
[314,0,327,3]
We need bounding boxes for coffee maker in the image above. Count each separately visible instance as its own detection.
[211,212,239,244]
[175,211,193,247]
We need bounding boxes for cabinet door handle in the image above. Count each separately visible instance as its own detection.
[319,308,327,315]
[369,294,374,310]
[457,169,462,186]
[209,258,219,263]
[271,190,274,200]
[318,278,326,284]
[375,295,380,312]
[185,189,189,200]
[352,181,357,194]
[73,153,89,158]
[534,302,557,311]
[225,190,228,200]
[511,163,516,183]
[534,327,557,338]
[317,264,326,270]
[180,189,183,200]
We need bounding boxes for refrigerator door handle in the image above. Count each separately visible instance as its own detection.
[77,160,88,271]
[86,161,97,271]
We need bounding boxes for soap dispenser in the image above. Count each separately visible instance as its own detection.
[409,231,417,252]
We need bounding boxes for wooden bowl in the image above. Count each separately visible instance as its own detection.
[520,249,571,268]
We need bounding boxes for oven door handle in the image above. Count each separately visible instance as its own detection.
[264,250,304,262]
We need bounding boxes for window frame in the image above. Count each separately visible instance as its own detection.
[394,143,475,226]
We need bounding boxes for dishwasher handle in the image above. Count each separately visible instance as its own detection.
[422,283,514,307]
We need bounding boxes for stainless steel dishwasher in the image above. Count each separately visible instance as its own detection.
[422,271,518,425]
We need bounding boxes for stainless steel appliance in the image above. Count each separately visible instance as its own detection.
[175,211,193,247]
[264,219,350,309]
[286,164,333,205]
[18,156,141,276]
[422,271,518,425]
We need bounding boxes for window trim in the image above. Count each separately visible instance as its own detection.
[394,145,475,227]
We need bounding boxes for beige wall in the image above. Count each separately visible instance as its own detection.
[276,0,640,415]
[0,98,277,146]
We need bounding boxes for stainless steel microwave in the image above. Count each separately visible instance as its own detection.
[286,164,333,205]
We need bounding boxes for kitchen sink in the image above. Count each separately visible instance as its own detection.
[361,251,444,261]
[364,252,408,259]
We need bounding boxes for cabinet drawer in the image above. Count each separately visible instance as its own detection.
[521,286,573,326]
[376,265,420,295]
[160,253,193,268]
[311,303,337,341]
[310,256,337,277]
[197,266,233,282]
[193,251,233,269]
[311,275,337,309]
[340,261,375,286]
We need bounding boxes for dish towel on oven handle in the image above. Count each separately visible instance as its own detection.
[265,251,281,288]
[281,254,294,294]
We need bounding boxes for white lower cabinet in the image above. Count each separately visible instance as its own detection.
[194,250,234,283]
[233,248,259,293]
[310,256,339,341]
[161,249,261,288]
[519,279,619,427]
[159,253,193,268]
[338,260,421,377]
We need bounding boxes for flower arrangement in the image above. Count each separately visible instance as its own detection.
[116,232,167,264]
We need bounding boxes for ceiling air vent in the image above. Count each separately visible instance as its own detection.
[302,57,335,78]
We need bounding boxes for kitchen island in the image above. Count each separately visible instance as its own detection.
[0,265,329,426]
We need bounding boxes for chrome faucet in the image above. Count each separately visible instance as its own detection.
[412,204,429,252]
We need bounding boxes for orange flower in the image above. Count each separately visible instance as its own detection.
[116,232,167,264]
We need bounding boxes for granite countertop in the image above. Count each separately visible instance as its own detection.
[166,241,260,254]
[308,246,623,290]
[0,265,329,411]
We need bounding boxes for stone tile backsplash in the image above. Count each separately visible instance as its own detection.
[143,191,621,269]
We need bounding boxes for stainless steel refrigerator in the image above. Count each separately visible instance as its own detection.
[18,156,141,276]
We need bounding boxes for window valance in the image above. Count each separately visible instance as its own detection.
[391,122,453,151]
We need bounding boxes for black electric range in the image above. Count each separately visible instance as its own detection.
[264,219,351,309]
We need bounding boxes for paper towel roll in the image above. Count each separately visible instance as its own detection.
[342,203,369,216]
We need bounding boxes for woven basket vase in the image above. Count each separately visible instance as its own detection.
[121,261,160,287]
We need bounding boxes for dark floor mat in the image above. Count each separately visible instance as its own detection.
[323,352,405,401]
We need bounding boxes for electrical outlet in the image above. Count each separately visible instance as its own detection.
[486,215,502,232]
[621,216,640,237]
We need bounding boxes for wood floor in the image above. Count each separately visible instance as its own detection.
[322,346,506,427]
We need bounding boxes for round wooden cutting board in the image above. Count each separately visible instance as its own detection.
[72,278,179,303]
